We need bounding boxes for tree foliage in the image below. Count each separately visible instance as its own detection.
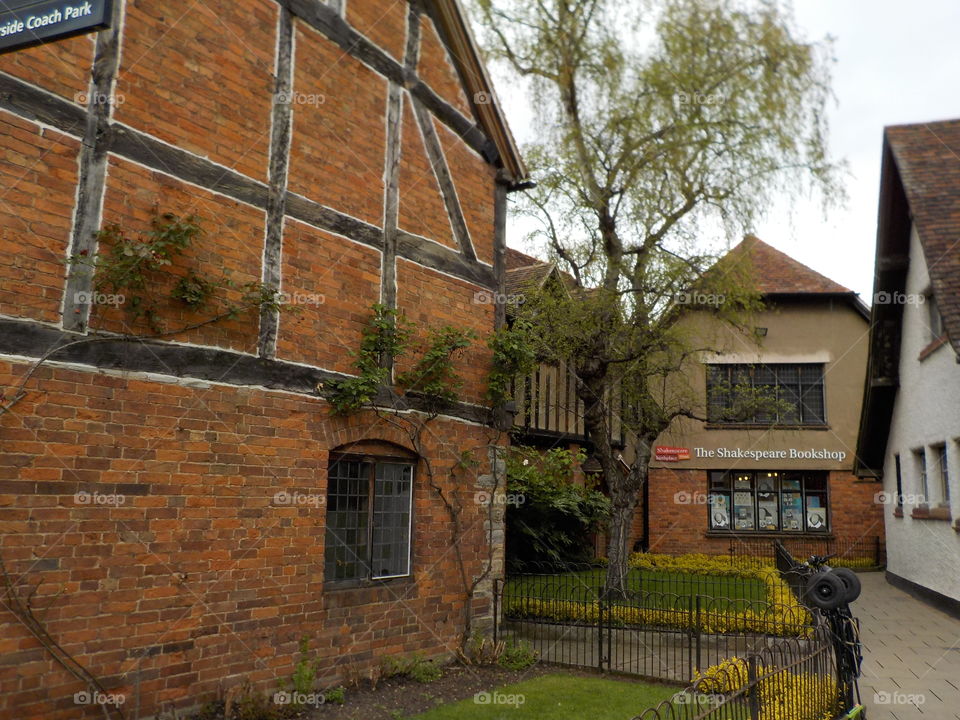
[474,0,842,594]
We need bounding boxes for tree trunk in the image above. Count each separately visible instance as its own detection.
[602,434,656,599]
[604,491,636,599]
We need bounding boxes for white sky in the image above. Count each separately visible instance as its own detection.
[496,0,960,301]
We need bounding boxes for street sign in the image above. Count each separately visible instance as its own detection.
[0,0,112,54]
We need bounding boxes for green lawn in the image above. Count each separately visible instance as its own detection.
[505,568,767,610]
[409,673,680,720]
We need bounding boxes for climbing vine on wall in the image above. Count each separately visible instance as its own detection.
[67,210,283,333]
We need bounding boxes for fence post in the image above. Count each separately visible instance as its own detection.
[694,595,702,677]
[747,656,761,720]
[493,578,500,645]
[598,593,605,672]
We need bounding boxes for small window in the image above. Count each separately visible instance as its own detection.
[933,444,949,505]
[926,293,944,342]
[913,449,928,504]
[325,454,414,582]
[894,454,903,510]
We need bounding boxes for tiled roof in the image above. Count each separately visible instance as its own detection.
[886,119,960,354]
[504,247,555,296]
[505,246,543,271]
[719,235,853,295]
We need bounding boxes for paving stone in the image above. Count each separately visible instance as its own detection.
[853,573,960,719]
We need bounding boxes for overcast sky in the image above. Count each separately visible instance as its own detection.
[497,0,960,301]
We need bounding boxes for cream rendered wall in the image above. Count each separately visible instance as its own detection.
[652,298,869,473]
[882,223,960,602]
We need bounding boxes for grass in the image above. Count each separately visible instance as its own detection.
[505,568,767,611]
[408,673,680,720]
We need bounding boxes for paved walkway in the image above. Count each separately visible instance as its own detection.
[855,572,960,719]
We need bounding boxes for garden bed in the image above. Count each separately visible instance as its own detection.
[502,554,813,637]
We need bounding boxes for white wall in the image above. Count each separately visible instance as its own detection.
[882,224,960,602]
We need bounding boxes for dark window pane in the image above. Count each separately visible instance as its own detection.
[706,366,729,422]
[371,463,413,578]
[324,460,370,581]
[706,364,825,426]
[709,471,730,489]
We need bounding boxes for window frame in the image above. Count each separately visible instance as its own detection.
[926,293,944,342]
[324,452,416,586]
[706,363,827,427]
[707,470,830,534]
[933,443,949,506]
[913,448,928,504]
[894,453,903,513]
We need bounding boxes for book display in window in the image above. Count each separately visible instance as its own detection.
[781,492,803,531]
[710,493,730,529]
[734,491,755,530]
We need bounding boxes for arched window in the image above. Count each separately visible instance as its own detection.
[324,442,416,583]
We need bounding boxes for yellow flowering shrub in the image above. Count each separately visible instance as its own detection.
[502,553,813,637]
[693,657,841,720]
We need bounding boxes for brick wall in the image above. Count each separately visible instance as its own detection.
[0,360,504,718]
[642,468,885,558]
[0,0,511,717]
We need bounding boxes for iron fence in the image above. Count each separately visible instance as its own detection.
[632,618,850,720]
[727,536,883,569]
[494,563,816,684]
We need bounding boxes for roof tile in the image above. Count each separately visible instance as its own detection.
[886,119,960,354]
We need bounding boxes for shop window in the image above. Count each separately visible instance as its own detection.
[708,470,829,533]
[324,451,414,583]
[706,364,826,425]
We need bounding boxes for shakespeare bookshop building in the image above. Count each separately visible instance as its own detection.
[635,237,885,562]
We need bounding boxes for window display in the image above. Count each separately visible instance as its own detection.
[707,470,829,533]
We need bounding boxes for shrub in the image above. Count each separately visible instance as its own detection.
[505,446,610,570]
[381,653,443,683]
[324,686,346,705]
[693,657,841,720]
[502,552,812,638]
[497,639,538,671]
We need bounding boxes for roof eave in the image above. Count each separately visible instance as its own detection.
[430,0,528,184]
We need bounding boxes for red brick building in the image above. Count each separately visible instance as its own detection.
[639,238,884,561]
[0,1,525,717]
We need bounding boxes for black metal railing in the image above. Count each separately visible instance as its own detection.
[494,563,815,684]
[728,536,883,569]
[632,617,848,720]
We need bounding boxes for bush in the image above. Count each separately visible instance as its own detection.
[693,657,841,720]
[503,553,812,638]
[497,639,538,670]
[324,686,346,705]
[381,653,443,683]
[505,446,610,571]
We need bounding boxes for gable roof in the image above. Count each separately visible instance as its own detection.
[504,247,558,296]
[885,120,960,354]
[723,235,853,295]
[855,118,960,477]
[429,0,527,183]
[708,236,869,319]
